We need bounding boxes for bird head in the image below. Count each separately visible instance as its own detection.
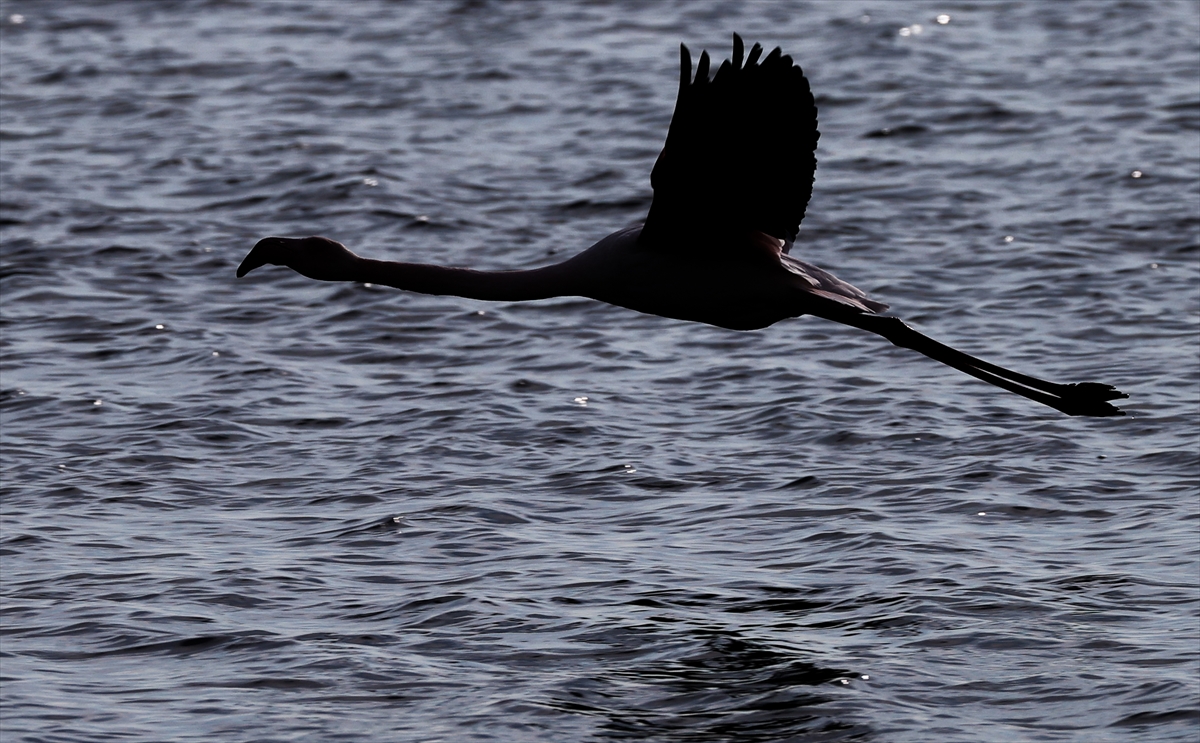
[237,235,361,281]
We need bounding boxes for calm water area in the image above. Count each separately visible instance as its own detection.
[1,1,1198,741]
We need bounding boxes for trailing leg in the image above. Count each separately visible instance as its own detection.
[817,311,1126,417]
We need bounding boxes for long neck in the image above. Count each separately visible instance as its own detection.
[355,257,579,302]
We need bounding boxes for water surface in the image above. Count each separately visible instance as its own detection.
[2,1,1198,741]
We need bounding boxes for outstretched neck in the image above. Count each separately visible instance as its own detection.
[355,257,578,302]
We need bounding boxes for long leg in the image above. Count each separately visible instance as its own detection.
[815,310,1127,417]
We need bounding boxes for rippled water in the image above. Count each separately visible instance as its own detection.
[2,1,1198,741]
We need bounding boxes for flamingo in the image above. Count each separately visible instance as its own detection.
[238,34,1127,417]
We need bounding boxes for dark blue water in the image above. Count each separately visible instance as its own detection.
[2,1,1197,741]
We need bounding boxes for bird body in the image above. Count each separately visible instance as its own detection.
[578,228,888,330]
[239,35,1127,417]
[566,227,793,331]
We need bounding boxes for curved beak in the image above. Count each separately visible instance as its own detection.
[236,236,290,278]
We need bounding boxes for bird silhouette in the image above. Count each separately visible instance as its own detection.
[238,34,1127,417]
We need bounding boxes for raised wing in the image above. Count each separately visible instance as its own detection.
[639,34,819,253]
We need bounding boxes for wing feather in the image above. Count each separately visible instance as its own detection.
[640,34,819,253]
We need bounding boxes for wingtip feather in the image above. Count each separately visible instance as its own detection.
[746,42,763,67]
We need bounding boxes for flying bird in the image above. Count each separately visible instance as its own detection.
[238,35,1127,417]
